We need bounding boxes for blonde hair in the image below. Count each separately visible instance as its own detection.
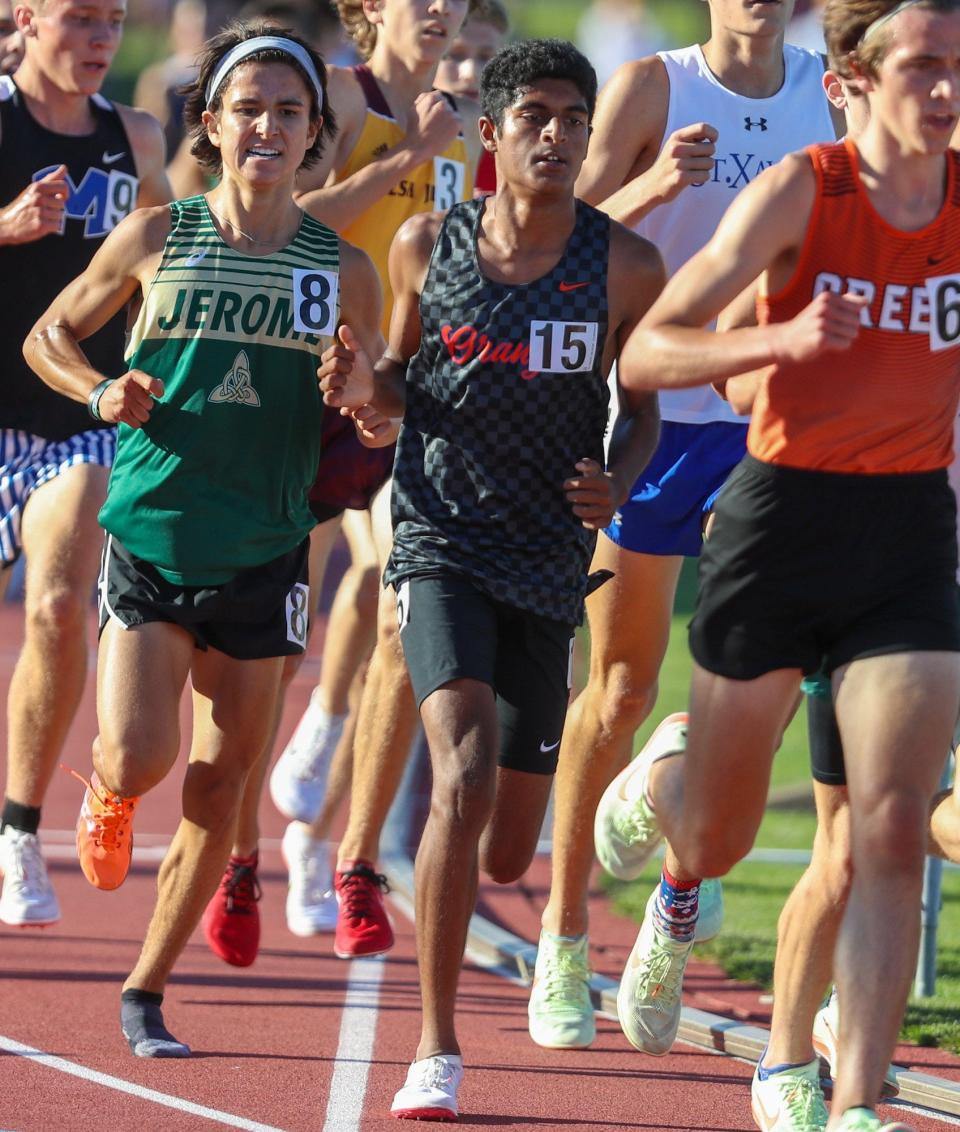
[336,0,484,61]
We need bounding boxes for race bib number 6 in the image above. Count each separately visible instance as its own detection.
[927,274,960,352]
[293,269,339,336]
[528,320,599,374]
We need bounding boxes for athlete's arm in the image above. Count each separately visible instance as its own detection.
[712,282,768,413]
[620,153,864,390]
[118,104,173,207]
[575,57,717,227]
[23,205,167,426]
[297,69,463,231]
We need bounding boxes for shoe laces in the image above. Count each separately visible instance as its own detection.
[3,831,48,891]
[613,800,658,848]
[772,1075,829,1129]
[66,767,134,851]
[633,936,688,1007]
[837,1111,883,1132]
[537,947,591,1008]
[220,858,261,914]
[338,864,389,924]
[409,1056,458,1091]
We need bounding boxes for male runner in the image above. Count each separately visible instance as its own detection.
[528,0,841,1051]
[319,37,664,1120]
[203,0,481,964]
[0,0,167,928]
[599,3,960,1129]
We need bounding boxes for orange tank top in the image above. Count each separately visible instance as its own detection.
[751,139,960,474]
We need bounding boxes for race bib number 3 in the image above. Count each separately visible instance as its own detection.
[927,274,960,352]
[293,269,339,336]
[433,156,465,211]
[528,321,599,374]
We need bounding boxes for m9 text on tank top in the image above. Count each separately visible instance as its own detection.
[156,287,322,346]
[32,164,137,238]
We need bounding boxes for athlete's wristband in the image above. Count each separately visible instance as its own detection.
[87,378,115,422]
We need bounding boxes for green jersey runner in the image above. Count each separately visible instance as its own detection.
[100,195,340,584]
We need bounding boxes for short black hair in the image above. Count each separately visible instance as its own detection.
[480,38,597,129]
[182,19,336,175]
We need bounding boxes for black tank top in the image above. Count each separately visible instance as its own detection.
[0,75,138,440]
[385,197,611,625]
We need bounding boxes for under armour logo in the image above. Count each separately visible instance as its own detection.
[209,350,260,406]
[744,116,768,132]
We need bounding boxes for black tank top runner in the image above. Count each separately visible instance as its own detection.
[385,197,611,626]
[0,76,138,440]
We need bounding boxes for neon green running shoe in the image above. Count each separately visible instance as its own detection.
[832,1108,914,1131]
[750,1057,827,1131]
[527,931,595,1049]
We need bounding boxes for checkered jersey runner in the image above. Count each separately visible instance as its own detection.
[385,197,611,625]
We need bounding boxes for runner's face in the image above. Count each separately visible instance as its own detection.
[204,61,319,187]
[865,8,960,155]
[435,19,503,101]
[484,78,590,197]
[20,0,125,95]
[706,0,794,37]
[369,0,469,67]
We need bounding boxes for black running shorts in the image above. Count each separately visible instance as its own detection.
[690,455,960,680]
[98,534,310,661]
[396,571,575,775]
[805,680,846,786]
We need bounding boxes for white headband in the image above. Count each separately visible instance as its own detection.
[859,0,927,45]
[205,36,324,111]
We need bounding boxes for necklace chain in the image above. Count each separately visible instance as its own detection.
[207,202,293,246]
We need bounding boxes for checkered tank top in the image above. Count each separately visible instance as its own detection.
[385,197,611,625]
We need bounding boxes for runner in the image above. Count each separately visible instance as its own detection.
[0,0,168,929]
[597,3,960,1129]
[318,37,664,1120]
[23,21,383,1055]
[528,0,841,1052]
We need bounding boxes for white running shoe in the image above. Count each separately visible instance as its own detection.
[269,703,345,824]
[527,931,596,1049]
[617,889,693,1056]
[694,877,724,943]
[391,1054,463,1122]
[751,1056,828,1131]
[812,988,900,1099]
[594,713,687,880]
[0,827,61,927]
[281,823,337,936]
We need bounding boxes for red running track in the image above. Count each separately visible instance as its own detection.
[1,597,958,1131]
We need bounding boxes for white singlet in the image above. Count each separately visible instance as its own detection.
[636,43,835,425]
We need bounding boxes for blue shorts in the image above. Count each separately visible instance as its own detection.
[604,420,748,557]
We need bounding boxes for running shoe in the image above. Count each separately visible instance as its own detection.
[831,1108,914,1131]
[593,713,687,880]
[527,931,596,1049]
[694,877,724,943]
[281,822,337,936]
[0,826,60,926]
[750,1056,828,1131]
[202,852,261,967]
[74,770,140,891]
[391,1054,463,1121]
[812,988,900,1098]
[269,703,345,824]
[334,859,394,958]
[617,889,693,1056]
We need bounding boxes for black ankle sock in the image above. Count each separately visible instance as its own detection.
[1,799,41,836]
[120,989,191,1058]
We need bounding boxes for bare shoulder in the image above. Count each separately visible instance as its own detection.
[114,103,167,164]
[326,65,368,135]
[117,201,173,253]
[597,55,668,128]
[607,218,665,281]
[338,236,378,284]
[394,210,444,260]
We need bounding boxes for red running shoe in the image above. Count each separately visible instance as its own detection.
[202,852,261,967]
[334,859,394,958]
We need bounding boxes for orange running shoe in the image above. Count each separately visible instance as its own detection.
[72,770,140,890]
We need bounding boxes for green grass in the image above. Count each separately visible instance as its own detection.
[592,581,960,1054]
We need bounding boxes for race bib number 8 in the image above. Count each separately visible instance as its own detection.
[927,274,960,352]
[434,157,465,211]
[285,582,310,647]
[293,269,339,336]
[529,321,599,374]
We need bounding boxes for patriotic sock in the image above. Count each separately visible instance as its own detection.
[652,866,700,943]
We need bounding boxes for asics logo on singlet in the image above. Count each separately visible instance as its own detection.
[184,249,209,268]
[208,350,261,406]
[743,117,768,132]
[699,152,776,190]
[32,163,137,238]
[441,323,538,381]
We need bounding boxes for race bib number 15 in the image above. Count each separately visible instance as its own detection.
[528,321,599,373]
[927,274,960,352]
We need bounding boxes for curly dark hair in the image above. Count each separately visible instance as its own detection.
[480,38,597,129]
[182,19,337,175]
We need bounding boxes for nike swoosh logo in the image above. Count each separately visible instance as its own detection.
[752,1091,780,1129]
[929,255,947,266]
[539,739,561,753]
[102,150,126,164]
[559,281,589,292]
[185,250,208,267]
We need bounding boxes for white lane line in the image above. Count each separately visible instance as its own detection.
[0,1034,284,1131]
[321,956,386,1131]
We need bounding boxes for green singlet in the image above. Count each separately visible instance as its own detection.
[100,196,340,585]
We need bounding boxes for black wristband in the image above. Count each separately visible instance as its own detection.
[87,378,114,422]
